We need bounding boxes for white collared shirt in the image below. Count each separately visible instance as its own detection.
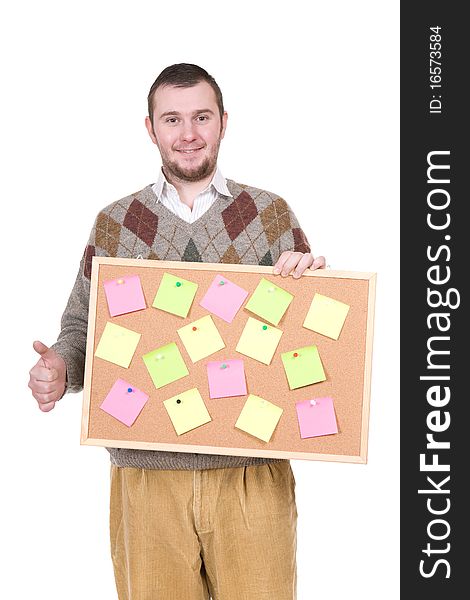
[151,166,232,224]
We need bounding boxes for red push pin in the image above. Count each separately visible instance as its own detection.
[192,326,197,331]
[293,352,299,358]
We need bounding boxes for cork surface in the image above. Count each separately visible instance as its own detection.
[83,258,375,462]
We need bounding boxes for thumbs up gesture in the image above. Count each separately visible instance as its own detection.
[28,341,67,412]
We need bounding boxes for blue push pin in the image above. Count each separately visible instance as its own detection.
[127,387,133,393]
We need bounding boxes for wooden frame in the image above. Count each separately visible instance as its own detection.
[82,257,376,464]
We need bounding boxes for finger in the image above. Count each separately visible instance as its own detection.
[310,255,326,270]
[33,390,62,405]
[30,366,59,383]
[280,253,303,277]
[33,340,50,356]
[273,251,293,275]
[39,400,56,413]
[293,253,315,278]
[29,379,58,394]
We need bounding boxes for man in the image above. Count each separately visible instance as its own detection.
[28,64,325,599]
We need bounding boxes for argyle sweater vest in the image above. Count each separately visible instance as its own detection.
[52,179,311,470]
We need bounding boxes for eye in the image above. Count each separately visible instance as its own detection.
[196,115,209,122]
[166,117,178,124]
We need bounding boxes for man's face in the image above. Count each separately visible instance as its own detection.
[145,81,227,183]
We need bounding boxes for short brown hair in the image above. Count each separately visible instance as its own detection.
[147,63,224,128]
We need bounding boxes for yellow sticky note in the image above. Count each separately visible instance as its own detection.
[94,322,141,368]
[177,315,225,363]
[303,293,350,340]
[236,317,282,365]
[235,394,283,442]
[163,388,212,435]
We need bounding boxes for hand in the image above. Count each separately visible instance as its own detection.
[273,251,326,279]
[28,341,67,412]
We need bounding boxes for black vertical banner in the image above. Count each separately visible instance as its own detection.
[401,3,466,598]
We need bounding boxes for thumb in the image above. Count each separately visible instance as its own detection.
[33,340,50,356]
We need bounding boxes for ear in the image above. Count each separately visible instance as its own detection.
[145,116,158,145]
[220,111,228,140]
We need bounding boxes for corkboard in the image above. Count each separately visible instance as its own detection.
[81,257,376,463]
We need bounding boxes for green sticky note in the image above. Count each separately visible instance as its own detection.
[153,272,198,318]
[163,388,212,435]
[245,277,293,325]
[177,315,225,363]
[281,346,326,389]
[95,322,141,368]
[235,317,282,365]
[143,342,189,389]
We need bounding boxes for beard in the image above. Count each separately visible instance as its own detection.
[163,153,215,183]
[159,136,222,183]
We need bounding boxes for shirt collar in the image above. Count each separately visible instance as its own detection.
[153,166,232,201]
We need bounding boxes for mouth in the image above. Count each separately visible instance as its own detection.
[175,147,204,155]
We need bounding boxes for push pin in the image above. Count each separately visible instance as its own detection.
[219,280,225,286]
[262,325,268,330]
[293,352,299,358]
[156,354,164,360]
[127,387,133,393]
[267,287,275,293]
[176,281,182,287]
[117,279,125,285]
[309,399,317,407]
[221,363,228,369]
[192,326,197,331]
[176,399,182,404]
[261,400,267,406]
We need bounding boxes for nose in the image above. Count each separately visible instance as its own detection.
[180,120,198,143]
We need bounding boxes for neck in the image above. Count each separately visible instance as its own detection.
[163,168,216,210]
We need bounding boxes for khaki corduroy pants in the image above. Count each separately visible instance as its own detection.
[110,462,297,599]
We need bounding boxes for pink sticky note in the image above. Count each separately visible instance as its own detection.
[103,275,146,317]
[199,274,248,323]
[295,397,338,439]
[207,359,247,398]
[100,378,149,427]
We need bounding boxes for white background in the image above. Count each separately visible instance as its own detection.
[1,1,399,598]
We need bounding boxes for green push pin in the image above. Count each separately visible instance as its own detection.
[221,363,227,369]
[176,281,182,287]
[262,325,268,330]
[219,280,225,286]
